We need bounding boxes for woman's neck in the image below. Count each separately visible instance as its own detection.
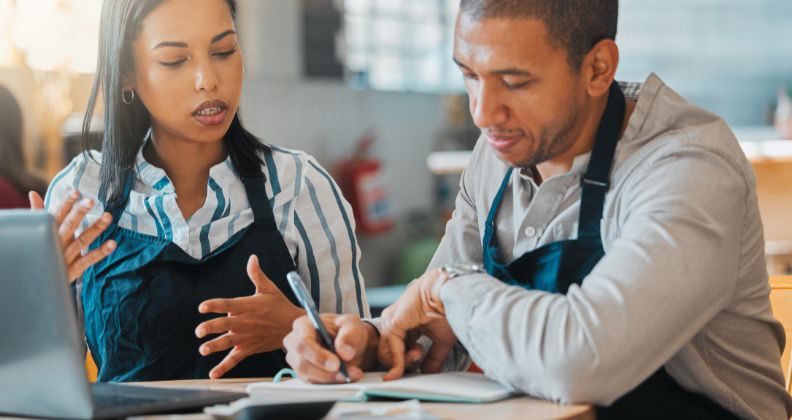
[144,128,227,219]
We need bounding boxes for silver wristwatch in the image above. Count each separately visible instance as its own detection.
[440,262,485,279]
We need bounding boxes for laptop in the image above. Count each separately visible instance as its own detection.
[0,210,246,419]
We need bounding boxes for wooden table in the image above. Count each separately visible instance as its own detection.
[133,378,594,420]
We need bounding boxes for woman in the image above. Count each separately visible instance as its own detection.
[29,0,369,382]
[0,84,47,209]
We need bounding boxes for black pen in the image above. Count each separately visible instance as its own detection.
[286,271,351,383]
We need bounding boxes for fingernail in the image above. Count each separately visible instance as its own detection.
[81,198,93,208]
[338,344,355,359]
[325,358,339,371]
[335,373,346,383]
[196,328,205,338]
[101,213,111,223]
[199,346,209,355]
[106,241,116,251]
[70,191,80,199]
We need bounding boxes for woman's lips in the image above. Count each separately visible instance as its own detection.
[192,101,229,127]
[193,106,228,127]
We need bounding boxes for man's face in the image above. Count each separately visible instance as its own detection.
[453,14,586,168]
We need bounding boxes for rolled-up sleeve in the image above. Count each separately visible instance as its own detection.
[440,145,747,404]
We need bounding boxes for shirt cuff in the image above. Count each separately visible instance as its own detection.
[361,318,381,337]
[439,273,506,351]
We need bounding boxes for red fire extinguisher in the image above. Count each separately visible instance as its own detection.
[334,133,394,234]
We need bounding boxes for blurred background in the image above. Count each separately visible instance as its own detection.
[1,0,791,297]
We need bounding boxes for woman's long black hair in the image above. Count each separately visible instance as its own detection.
[83,0,267,206]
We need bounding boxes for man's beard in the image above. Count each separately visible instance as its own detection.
[515,104,580,169]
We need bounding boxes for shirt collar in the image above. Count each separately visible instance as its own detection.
[134,129,239,193]
[515,75,657,183]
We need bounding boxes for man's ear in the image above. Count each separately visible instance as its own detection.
[581,39,619,98]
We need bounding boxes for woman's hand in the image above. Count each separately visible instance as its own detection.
[195,254,306,379]
[29,190,116,284]
[282,314,380,384]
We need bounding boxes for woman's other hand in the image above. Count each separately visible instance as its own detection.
[29,190,116,283]
[195,254,306,379]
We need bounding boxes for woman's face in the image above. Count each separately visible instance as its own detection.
[128,0,243,145]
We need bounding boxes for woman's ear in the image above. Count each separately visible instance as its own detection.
[582,39,619,99]
[121,71,137,91]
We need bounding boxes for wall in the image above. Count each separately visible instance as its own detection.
[236,0,449,286]
[617,0,792,126]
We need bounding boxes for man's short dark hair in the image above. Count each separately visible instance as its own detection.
[459,0,619,69]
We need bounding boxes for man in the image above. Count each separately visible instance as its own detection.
[283,1,792,418]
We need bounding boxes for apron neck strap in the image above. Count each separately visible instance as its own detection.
[241,173,275,226]
[234,148,277,227]
[578,82,626,239]
[483,167,514,277]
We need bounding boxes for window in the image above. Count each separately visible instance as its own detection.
[341,0,463,93]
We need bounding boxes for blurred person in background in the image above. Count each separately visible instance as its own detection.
[0,84,47,209]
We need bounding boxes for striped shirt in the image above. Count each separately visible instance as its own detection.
[45,140,369,317]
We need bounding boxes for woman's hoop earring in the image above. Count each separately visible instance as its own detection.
[122,89,135,105]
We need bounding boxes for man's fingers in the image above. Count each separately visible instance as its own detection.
[28,191,45,209]
[285,350,344,384]
[381,335,406,381]
[63,213,113,263]
[195,316,236,339]
[283,329,340,373]
[209,347,248,380]
[334,315,366,362]
[246,255,278,293]
[421,340,454,374]
[405,342,424,371]
[58,198,94,245]
[199,333,235,356]
[65,241,116,283]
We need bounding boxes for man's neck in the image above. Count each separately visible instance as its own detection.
[535,96,635,182]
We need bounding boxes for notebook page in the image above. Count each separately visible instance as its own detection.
[367,372,511,402]
[246,372,386,400]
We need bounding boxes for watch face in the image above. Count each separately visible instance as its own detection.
[443,263,485,278]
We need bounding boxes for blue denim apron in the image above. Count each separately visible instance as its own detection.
[83,152,299,382]
[482,84,736,419]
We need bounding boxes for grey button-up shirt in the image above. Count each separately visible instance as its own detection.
[430,74,792,419]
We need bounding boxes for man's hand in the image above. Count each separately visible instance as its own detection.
[195,255,305,379]
[30,190,116,283]
[282,314,379,384]
[378,269,459,380]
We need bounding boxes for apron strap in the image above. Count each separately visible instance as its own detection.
[483,168,514,277]
[578,83,626,240]
[233,144,278,229]
[241,173,276,228]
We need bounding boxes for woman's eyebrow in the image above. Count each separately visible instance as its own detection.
[211,29,236,44]
[151,30,236,51]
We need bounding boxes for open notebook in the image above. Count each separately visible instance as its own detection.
[247,372,512,403]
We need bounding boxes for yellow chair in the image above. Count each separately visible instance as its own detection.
[86,352,98,383]
[769,275,792,393]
